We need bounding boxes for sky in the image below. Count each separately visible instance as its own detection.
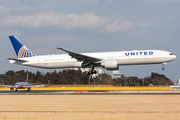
[0,0,179,82]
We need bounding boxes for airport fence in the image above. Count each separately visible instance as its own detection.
[0,110,180,120]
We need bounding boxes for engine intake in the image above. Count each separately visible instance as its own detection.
[10,87,14,91]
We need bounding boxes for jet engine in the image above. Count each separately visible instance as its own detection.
[101,59,118,70]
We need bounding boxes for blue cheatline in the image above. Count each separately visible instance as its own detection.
[9,36,35,58]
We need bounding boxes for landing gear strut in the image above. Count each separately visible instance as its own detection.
[162,62,167,70]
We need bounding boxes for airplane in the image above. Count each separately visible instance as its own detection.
[7,36,176,75]
[10,73,31,91]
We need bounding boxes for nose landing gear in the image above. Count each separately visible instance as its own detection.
[162,67,165,70]
[162,62,167,70]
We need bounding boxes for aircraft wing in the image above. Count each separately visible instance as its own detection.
[6,58,27,63]
[31,84,49,88]
[56,48,102,63]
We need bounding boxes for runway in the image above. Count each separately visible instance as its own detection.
[1,91,180,95]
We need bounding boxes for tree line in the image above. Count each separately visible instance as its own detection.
[0,69,174,86]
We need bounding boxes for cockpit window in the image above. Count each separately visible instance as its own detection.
[170,53,173,55]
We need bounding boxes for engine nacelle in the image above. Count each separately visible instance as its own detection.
[101,59,118,70]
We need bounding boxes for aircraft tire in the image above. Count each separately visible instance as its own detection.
[162,67,165,70]
[27,87,31,92]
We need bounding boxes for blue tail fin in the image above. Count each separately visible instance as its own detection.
[9,36,35,58]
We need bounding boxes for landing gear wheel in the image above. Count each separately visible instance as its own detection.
[162,67,165,70]
[27,87,31,92]
[85,71,97,75]
[93,70,97,74]
[85,71,90,75]
[15,89,18,92]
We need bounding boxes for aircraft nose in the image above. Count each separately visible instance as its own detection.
[174,55,177,59]
[172,55,177,60]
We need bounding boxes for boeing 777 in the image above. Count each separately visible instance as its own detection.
[7,36,176,75]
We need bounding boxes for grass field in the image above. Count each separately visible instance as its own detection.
[0,93,180,120]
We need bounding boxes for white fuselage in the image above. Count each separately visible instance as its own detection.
[14,82,29,89]
[10,50,176,69]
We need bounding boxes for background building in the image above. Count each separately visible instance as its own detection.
[173,79,180,86]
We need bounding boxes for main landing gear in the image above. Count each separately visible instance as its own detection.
[84,64,97,75]
[15,88,19,91]
[85,70,97,75]
[162,62,167,70]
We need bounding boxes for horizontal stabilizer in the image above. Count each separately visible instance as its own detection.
[6,58,27,63]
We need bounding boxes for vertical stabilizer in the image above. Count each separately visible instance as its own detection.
[9,36,35,58]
